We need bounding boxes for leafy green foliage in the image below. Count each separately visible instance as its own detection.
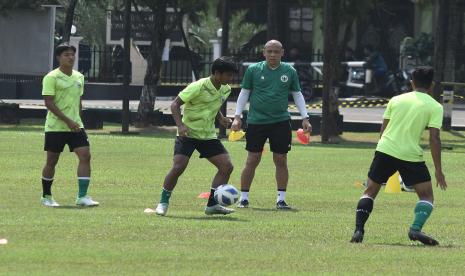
[188,6,265,51]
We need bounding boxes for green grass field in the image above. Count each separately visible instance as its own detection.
[1,121,464,275]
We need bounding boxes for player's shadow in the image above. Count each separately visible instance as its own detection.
[372,242,455,248]
[53,205,98,209]
[248,207,300,213]
[167,215,248,222]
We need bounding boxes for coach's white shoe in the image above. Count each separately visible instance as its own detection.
[155,203,169,216]
[41,196,60,207]
[76,195,99,207]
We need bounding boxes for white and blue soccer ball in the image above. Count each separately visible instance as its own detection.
[214,184,239,206]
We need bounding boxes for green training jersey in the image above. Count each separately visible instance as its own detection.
[376,91,443,162]
[178,77,231,140]
[241,61,300,124]
[42,68,84,132]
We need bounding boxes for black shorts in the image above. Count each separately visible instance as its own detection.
[44,129,90,153]
[368,151,431,187]
[245,120,292,154]
[174,136,227,158]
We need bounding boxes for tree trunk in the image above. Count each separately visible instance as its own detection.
[321,0,341,143]
[432,0,449,101]
[266,0,278,40]
[137,0,167,126]
[443,0,460,82]
[61,0,78,43]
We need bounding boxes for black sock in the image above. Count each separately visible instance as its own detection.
[42,177,53,197]
[355,197,373,232]
[207,188,217,207]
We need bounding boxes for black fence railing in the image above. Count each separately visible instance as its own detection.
[0,46,323,90]
[79,45,117,83]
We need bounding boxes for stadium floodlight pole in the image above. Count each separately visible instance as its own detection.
[122,0,131,133]
[219,0,230,138]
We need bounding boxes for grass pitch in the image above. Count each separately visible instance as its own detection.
[1,121,464,275]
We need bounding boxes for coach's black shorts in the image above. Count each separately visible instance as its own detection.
[174,136,227,158]
[44,129,90,153]
[245,120,292,154]
[368,151,431,187]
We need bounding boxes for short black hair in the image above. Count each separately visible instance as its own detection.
[211,56,238,74]
[55,43,76,57]
[412,66,434,89]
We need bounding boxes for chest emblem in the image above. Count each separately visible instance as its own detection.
[261,75,264,80]
[280,75,288,83]
[76,81,82,87]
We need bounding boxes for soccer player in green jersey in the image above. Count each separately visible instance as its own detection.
[231,40,312,209]
[155,57,238,216]
[350,66,447,245]
[40,43,99,207]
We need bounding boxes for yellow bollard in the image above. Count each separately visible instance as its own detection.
[385,171,401,193]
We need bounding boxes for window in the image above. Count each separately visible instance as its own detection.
[288,7,313,44]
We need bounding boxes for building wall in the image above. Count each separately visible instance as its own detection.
[0,8,55,75]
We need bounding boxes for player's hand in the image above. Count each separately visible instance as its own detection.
[435,170,447,190]
[231,117,242,131]
[219,116,232,128]
[302,118,312,134]
[66,120,81,132]
[178,124,189,137]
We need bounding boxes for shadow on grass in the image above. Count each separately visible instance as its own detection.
[372,242,456,248]
[165,215,248,222]
[297,138,378,150]
[53,205,99,209]
[248,207,300,213]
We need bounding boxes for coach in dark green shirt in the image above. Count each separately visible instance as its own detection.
[232,40,312,210]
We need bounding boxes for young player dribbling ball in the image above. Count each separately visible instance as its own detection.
[154,57,238,216]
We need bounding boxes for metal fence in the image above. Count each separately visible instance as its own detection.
[0,46,323,90]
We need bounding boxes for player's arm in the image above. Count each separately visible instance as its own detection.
[80,98,83,118]
[291,91,312,133]
[380,119,389,137]
[216,110,231,128]
[43,96,80,132]
[170,96,188,136]
[232,88,250,131]
[429,127,447,190]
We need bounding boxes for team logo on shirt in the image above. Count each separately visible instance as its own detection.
[76,81,82,87]
[280,75,288,82]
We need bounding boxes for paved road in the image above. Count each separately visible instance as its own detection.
[3,99,465,127]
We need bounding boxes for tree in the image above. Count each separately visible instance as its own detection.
[266,0,278,40]
[133,0,208,126]
[54,0,116,46]
[188,8,265,52]
[60,0,78,42]
[432,0,461,101]
[321,0,342,143]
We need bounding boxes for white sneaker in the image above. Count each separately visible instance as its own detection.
[155,203,169,216]
[205,204,235,215]
[76,195,99,207]
[41,196,60,207]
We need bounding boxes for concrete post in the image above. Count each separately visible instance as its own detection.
[442,85,454,130]
[69,36,83,70]
[210,39,221,60]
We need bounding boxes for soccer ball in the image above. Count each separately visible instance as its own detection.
[400,175,415,192]
[214,184,239,206]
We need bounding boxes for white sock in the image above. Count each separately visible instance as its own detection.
[240,191,249,201]
[277,190,286,202]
